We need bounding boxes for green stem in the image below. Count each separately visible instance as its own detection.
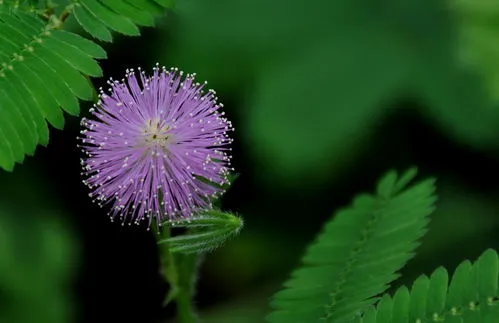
[176,252,200,323]
[176,283,197,323]
[156,226,178,301]
[155,225,198,323]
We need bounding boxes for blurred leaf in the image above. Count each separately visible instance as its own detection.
[0,164,77,323]
[416,48,499,149]
[0,208,76,323]
[169,0,343,89]
[247,35,405,181]
[452,0,499,101]
[413,0,499,149]
[171,0,486,182]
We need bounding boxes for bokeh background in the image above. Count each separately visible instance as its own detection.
[3,0,499,322]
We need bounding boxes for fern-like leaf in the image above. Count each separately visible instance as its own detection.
[0,5,106,170]
[72,0,172,42]
[267,168,437,323]
[0,0,172,171]
[354,249,499,322]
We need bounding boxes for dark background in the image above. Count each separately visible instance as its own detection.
[2,0,499,322]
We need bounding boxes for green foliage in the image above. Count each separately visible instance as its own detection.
[353,249,499,322]
[266,168,437,323]
[452,0,499,102]
[0,209,76,323]
[171,0,466,183]
[247,38,402,182]
[169,0,499,183]
[0,0,171,171]
[72,0,171,42]
[0,6,102,170]
[417,0,499,150]
[159,209,244,254]
[0,165,78,323]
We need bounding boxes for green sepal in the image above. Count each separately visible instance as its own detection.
[159,210,243,254]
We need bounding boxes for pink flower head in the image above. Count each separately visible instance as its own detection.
[79,65,233,227]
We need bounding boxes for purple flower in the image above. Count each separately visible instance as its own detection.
[79,65,233,227]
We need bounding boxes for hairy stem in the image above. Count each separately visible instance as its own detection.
[157,226,178,302]
[176,252,200,323]
[176,285,197,323]
[156,226,198,323]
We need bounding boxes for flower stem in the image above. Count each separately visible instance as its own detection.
[157,226,179,303]
[175,285,197,323]
[175,252,200,323]
[155,226,198,323]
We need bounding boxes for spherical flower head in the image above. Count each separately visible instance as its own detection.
[79,65,234,227]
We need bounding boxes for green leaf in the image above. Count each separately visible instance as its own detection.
[33,44,93,100]
[0,74,40,148]
[391,287,410,323]
[73,4,113,42]
[159,210,244,254]
[485,304,499,323]
[392,168,419,194]
[357,248,499,322]
[477,249,499,300]
[0,14,67,128]
[71,0,171,41]
[80,0,139,36]
[476,249,498,318]
[0,127,14,170]
[267,168,437,323]
[153,0,174,7]
[0,5,107,170]
[51,30,107,59]
[0,108,20,164]
[362,308,376,323]
[376,170,398,199]
[13,61,65,129]
[41,36,102,77]
[126,0,164,15]
[0,0,173,170]
[2,68,49,145]
[24,53,80,115]
[467,260,480,305]
[447,260,473,309]
[426,267,448,318]
[104,0,155,27]
[375,295,392,323]
[0,88,33,155]
[409,275,430,322]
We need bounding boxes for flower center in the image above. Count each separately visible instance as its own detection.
[143,118,171,148]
